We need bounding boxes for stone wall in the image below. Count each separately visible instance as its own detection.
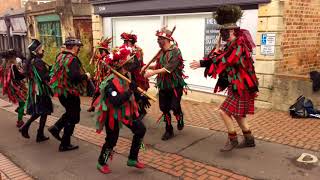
[91,6,103,49]
[255,0,285,108]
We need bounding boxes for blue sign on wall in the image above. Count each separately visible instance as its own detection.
[261,34,267,45]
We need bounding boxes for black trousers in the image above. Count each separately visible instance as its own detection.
[54,94,81,147]
[98,119,146,165]
[159,87,183,128]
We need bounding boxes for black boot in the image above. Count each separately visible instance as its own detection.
[59,144,79,152]
[19,115,38,139]
[237,130,255,148]
[36,131,49,143]
[59,123,78,152]
[48,125,62,141]
[220,132,239,152]
[87,106,95,112]
[161,128,174,141]
[175,113,184,131]
[36,115,49,142]
[161,114,174,141]
[20,123,31,139]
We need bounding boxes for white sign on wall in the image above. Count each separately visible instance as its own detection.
[261,33,276,56]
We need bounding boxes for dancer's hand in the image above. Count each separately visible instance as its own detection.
[144,70,155,78]
[141,65,147,74]
[190,60,200,70]
[86,72,91,79]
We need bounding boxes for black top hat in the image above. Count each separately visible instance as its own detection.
[64,37,83,46]
[28,39,42,54]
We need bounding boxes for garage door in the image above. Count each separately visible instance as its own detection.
[105,16,161,64]
[167,10,258,93]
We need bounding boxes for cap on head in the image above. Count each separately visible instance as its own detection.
[64,37,83,46]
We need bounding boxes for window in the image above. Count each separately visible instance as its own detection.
[38,21,62,48]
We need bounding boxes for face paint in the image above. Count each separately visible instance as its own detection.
[220,29,230,41]
[37,49,44,58]
[157,37,165,48]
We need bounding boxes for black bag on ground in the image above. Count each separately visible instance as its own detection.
[289,96,308,118]
[289,95,320,118]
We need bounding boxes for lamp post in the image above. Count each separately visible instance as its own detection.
[4,13,12,49]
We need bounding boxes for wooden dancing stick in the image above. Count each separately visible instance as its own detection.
[90,36,105,65]
[141,26,177,74]
[107,65,157,102]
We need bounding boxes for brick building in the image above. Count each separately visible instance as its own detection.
[0,8,28,56]
[0,0,21,15]
[256,0,320,110]
[89,0,320,111]
[25,0,93,71]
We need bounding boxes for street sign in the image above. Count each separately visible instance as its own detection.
[261,33,276,56]
[204,18,220,57]
[261,45,275,56]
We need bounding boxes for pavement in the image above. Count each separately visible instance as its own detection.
[0,95,319,180]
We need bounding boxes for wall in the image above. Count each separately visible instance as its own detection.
[0,0,21,15]
[74,18,94,74]
[271,0,320,110]
[277,0,320,75]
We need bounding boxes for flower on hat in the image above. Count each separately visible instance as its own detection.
[107,45,133,68]
[121,32,137,43]
[155,27,173,41]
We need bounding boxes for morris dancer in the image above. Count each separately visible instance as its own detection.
[96,46,146,174]
[48,37,90,151]
[0,49,27,128]
[121,32,150,119]
[87,37,112,112]
[20,39,53,142]
[190,5,259,151]
[143,27,187,140]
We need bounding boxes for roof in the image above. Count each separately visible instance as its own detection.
[90,0,271,16]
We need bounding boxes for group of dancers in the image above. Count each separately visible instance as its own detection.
[0,5,258,174]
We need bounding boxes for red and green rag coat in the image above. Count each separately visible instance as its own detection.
[96,73,139,133]
[49,52,85,97]
[1,63,27,104]
[200,37,258,95]
[25,57,53,116]
[155,45,187,91]
[130,45,150,91]
[93,56,110,90]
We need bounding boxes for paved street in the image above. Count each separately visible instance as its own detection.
[0,96,320,180]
